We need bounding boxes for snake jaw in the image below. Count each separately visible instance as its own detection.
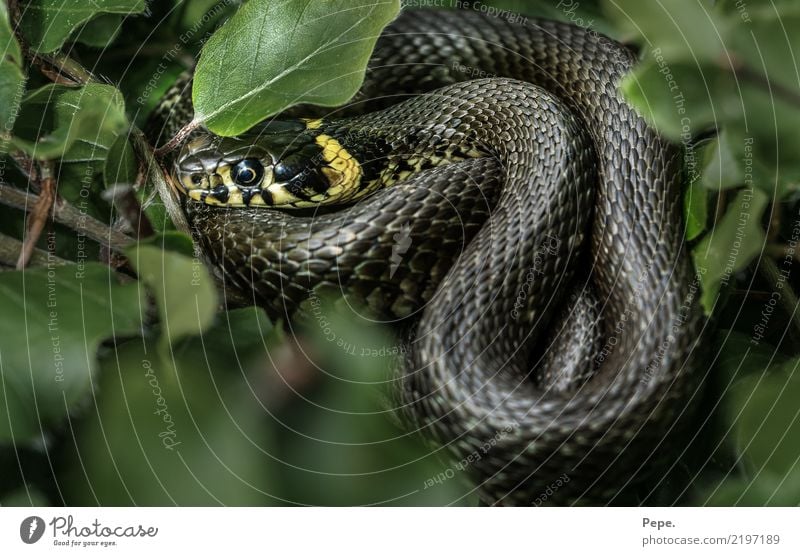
[182,162,279,207]
[174,118,383,209]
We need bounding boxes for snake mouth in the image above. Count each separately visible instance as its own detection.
[182,163,280,207]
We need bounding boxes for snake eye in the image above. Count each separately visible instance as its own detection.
[232,159,265,187]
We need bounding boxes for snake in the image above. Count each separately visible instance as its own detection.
[151,8,703,505]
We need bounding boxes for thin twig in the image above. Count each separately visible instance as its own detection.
[768,244,800,265]
[17,163,55,269]
[0,233,69,268]
[0,182,133,252]
[736,64,800,110]
[32,51,98,86]
[131,129,191,235]
[153,119,202,157]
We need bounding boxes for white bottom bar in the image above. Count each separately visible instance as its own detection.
[1,507,797,555]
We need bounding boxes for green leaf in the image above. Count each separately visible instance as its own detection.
[479,0,617,37]
[0,264,144,444]
[11,84,128,161]
[692,189,769,314]
[729,9,800,92]
[278,297,478,506]
[138,232,196,259]
[606,0,728,61]
[620,61,728,139]
[0,487,49,507]
[699,130,746,191]
[173,0,239,40]
[72,14,124,48]
[128,244,217,349]
[693,187,769,314]
[0,3,21,65]
[684,177,708,241]
[57,160,111,223]
[617,3,800,197]
[20,0,145,53]
[701,473,800,506]
[725,357,800,477]
[59,307,281,505]
[0,3,26,133]
[193,0,401,136]
[103,134,138,188]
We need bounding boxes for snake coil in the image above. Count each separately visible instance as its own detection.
[158,9,704,504]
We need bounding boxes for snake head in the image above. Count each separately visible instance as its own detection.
[174,119,365,208]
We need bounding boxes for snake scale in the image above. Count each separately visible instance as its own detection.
[153,8,703,504]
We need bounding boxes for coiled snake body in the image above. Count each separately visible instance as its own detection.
[157,9,702,504]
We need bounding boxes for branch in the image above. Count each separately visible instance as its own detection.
[32,50,99,86]
[729,55,800,110]
[0,183,133,253]
[131,129,191,235]
[16,163,55,269]
[153,119,202,157]
[0,233,69,268]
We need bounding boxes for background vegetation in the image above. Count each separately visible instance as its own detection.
[0,0,798,505]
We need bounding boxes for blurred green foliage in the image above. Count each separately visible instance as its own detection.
[0,0,798,506]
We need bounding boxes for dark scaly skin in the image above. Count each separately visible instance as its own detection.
[167,10,703,504]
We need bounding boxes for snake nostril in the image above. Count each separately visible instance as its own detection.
[191,174,203,186]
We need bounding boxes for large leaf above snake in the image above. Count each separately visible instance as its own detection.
[192,0,400,136]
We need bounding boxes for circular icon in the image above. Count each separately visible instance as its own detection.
[19,516,45,544]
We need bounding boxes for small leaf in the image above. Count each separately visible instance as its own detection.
[0,3,25,133]
[684,177,708,241]
[11,84,128,161]
[128,244,217,349]
[138,232,197,259]
[103,134,138,188]
[0,3,21,65]
[699,130,745,191]
[0,264,144,443]
[20,0,145,53]
[193,0,401,136]
[693,187,769,314]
